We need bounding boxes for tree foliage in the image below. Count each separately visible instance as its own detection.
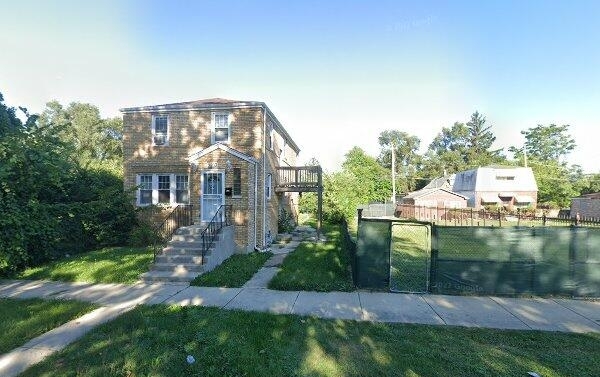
[0,92,134,275]
[510,124,579,208]
[38,100,123,166]
[300,147,391,222]
[377,130,421,192]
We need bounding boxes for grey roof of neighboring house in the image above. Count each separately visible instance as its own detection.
[574,192,600,199]
[452,166,538,192]
[119,98,300,153]
[422,175,455,190]
[404,187,468,200]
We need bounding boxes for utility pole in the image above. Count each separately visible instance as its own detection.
[391,141,396,203]
[524,147,528,168]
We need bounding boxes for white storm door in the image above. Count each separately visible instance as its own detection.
[201,172,224,222]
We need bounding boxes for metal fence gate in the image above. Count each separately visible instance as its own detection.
[390,223,431,293]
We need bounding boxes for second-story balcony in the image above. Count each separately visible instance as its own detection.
[275,166,322,193]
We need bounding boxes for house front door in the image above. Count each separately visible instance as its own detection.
[201,172,224,222]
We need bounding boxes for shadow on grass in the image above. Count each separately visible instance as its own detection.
[18,305,600,377]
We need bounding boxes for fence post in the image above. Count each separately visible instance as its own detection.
[498,208,502,227]
[471,208,473,227]
[569,227,577,296]
[483,208,486,226]
[517,208,521,227]
[444,205,447,226]
[429,225,438,293]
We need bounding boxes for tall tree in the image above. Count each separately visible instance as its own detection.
[377,130,421,192]
[465,111,503,166]
[511,124,576,162]
[510,124,578,208]
[37,101,123,165]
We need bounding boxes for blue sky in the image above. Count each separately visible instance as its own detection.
[1,0,599,172]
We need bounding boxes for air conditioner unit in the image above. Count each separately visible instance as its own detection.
[154,134,167,145]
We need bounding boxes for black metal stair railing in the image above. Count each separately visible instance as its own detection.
[152,204,194,262]
[200,205,232,264]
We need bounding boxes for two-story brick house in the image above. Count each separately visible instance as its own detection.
[121,98,305,252]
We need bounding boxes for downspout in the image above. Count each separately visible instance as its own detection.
[262,106,267,249]
[253,161,258,250]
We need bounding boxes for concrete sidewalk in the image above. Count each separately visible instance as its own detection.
[1,279,599,376]
[2,279,599,333]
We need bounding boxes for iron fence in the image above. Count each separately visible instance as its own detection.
[395,203,600,228]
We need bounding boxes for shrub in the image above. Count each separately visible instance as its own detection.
[277,208,295,233]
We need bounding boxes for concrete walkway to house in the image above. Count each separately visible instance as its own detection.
[1,278,600,376]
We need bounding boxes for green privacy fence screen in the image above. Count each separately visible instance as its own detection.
[355,219,391,289]
[430,226,600,296]
[353,215,600,296]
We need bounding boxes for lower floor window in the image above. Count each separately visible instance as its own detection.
[136,173,189,205]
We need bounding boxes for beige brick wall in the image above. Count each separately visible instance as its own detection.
[123,106,300,251]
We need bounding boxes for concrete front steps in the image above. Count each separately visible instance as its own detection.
[141,225,217,283]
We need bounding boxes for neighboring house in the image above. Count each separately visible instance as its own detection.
[405,166,538,211]
[121,98,320,252]
[570,192,600,219]
[452,166,538,210]
[401,187,468,208]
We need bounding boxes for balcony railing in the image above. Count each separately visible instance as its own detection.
[276,166,322,192]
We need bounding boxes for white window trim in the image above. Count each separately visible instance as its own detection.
[200,170,225,222]
[279,140,287,163]
[266,173,272,200]
[232,167,242,198]
[151,115,169,146]
[268,122,274,151]
[211,112,231,144]
[136,173,189,206]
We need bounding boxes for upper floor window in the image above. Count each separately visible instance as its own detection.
[212,112,230,143]
[265,173,272,200]
[152,115,169,146]
[279,140,287,163]
[267,122,274,150]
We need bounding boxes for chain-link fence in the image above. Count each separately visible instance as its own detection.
[430,226,600,296]
[390,223,430,293]
[349,213,600,297]
[358,203,396,218]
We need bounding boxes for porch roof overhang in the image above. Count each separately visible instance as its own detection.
[514,195,534,203]
[480,193,501,203]
[188,143,258,164]
[498,192,516,198]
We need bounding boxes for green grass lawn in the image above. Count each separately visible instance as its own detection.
[0,298,98,354]
[268,222,354,292]
[190,252,272,287]
[19,304,600,377]
[16,246,153,284]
